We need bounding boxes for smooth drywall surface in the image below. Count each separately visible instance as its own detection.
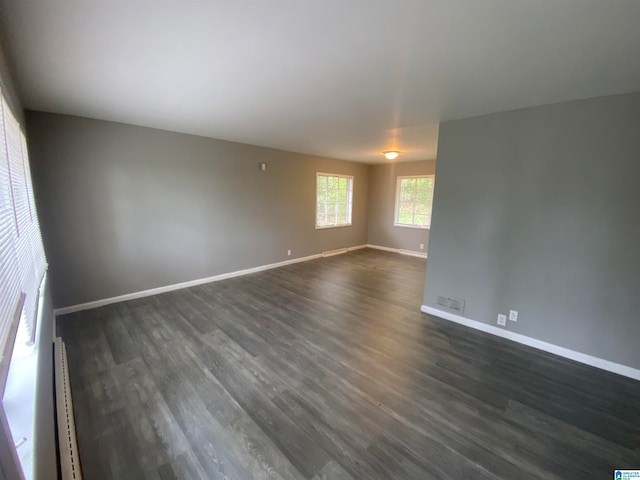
[424,92,640,370]
[26,112,370,309]
[368,160,436,253]
[0,38,22,123]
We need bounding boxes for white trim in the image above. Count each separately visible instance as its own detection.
[393,224,430,230]
[315,223,352,230]
[421,305,640,381]
[322,248,348,257]
[322,245,367,257]
[367,244,427,259]
[54,245,368,316]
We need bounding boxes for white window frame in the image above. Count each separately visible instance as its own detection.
[315,173,353,229]
[394,175,435,229]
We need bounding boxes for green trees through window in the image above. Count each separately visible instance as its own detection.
[316,173,353,228]
[395,175,435,228]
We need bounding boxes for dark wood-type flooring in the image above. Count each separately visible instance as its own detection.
[57,248,640,479]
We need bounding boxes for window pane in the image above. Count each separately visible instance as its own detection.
[398,213,413,224]
[413,214,429,226]
[338,177,347,189]
[404,179,416,198]
[399,201,414,214]
[317,176,327,189]
[326,213,336,225]
[316,213,326,226]
[414,201,430,214]
[316,202,326,214]
[399,179,408,199]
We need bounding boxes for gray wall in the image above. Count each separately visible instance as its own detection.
[26,112,370,309]
[424,92,640,370]
[0,37,22,124]
[368,160,436,253]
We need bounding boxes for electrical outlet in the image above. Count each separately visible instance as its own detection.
[419,243,425,250]
[509,310,518,322]
[287,249,291,256]
[497,314,507,326]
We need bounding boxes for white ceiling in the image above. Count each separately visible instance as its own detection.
[1,1,639,164]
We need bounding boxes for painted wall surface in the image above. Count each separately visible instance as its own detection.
[424,92,640,369]
[368,160,436,253]
[0,39,23,124]
[26,112,370,309]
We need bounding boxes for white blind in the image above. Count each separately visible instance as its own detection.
[0,88,47,351]
[22,133,47,285]
[0,94,22,351]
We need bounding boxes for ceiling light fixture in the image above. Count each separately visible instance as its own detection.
[383,151,399,160]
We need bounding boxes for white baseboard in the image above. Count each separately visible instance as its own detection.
[421,305,640,381]
[367,244,427,259]
[54,245,368,316]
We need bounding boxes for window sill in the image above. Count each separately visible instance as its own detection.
[393,223,430,230]
[315,224,353,230]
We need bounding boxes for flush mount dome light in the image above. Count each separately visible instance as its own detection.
[383,151,399,160]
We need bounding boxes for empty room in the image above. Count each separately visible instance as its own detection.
[0,1,638,479]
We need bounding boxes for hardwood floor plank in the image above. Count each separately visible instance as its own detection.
[100,304,140,365]
[311,460,355,480]
[57,248,640,479]
[225,415,306,480]
[198,332,331,478]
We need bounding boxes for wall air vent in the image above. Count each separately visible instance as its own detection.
[448,298,465,313]
[322,248,348,257]
[437,295,465,314]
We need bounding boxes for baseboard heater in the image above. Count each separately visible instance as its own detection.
[54,337,83,480]
[322,247,349,257]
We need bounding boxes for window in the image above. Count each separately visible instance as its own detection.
[0,90,46,347]
[0,87,48,480]
[316,173,353,228]
[394,175,435,228]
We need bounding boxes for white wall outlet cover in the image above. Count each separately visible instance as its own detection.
[509,310,518,321]
[497,314,507,326]
[287,250,291,256]
[419,243,425,250]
